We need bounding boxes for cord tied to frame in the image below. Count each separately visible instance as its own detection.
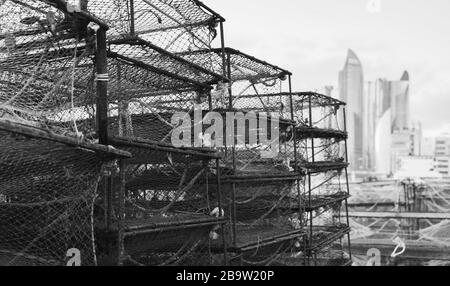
[96,73,109,82]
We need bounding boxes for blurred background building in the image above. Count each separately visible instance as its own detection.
[322,49,434,181]
[339,49,365,175]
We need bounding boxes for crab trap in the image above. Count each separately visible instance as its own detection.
[293,92,352,265]
[0,119,130,266]
[0,0,112,139]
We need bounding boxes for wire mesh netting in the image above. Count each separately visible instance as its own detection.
[0,120,127,266]
[86,0,222,53]
[103,41,219,144]
[0,0,354,267]
[274,247,351,266]
[0,0,103,138]
[179,48,291,109]
[196,49,306,265]
[292,92,346,130]
[293,92,351,264]
[299,166,350,256]
[99,139,226,266]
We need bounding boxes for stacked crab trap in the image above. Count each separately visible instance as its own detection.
[289,92,353,266]
[178,47,307,265]
[0,0,352,266]
[0,0,131,266]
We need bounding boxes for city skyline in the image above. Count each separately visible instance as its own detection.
[206,0,450,137]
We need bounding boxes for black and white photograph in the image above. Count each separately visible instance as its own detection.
[0,0,449,271]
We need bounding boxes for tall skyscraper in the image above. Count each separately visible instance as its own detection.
[364,81,378,171]
[339,49,364,172]
[391,71,411,132]
[371,72,417,176]
[373,79,392,175]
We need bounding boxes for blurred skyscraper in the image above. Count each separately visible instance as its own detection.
[339,49,365,173]
[391,71,411,132]
[337,49,420,178]
[371,78,392,174]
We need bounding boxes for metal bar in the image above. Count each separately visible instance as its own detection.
[231,183,237,247]
[109,137,221,160]
[106,175,113,230]
[193,0,226,22]
[109,37,227,82]
[289,75,305,244]
[177,48,292,78]
[308,94,315,263]
[108,51,212,90]
[220,21,228,80]
[96,28,109,145]
[0,120,130,158]
[130,0,135,36]
[345,212,450,220]
[342,107,353,260]
[225,47,292,77]
[216,159,228,266]
[118,160,126,266]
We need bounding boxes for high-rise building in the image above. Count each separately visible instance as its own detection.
[367,72,416,176]
[338,50,420,178]
[339,49,364,172]
[363,81,380,171]
[373,78,392,175]
[391,71,411,132]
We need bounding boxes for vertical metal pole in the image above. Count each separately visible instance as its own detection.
[103,177,108,229]
[106,176,113,230]
[226,52,233,111]
[225,51,238,247]
[96,28,108,145]
[308,95,314,264]
[289,76,306,264]
[216,159,228,266]
[219,21,227,79]
[342,107,353,260]
[130,0,135,36]
[208,92,213,111]
[289,75,297,174]
[309,95,315,163]
[118,160,126,266]
[231,183,237,247]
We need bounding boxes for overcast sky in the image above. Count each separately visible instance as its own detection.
[206,0,450,137]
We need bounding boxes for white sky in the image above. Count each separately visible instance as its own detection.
[205,0,450,137]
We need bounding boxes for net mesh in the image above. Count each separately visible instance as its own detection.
[0,0,354,267]
[294,93,351,263]
[86,0,221,53]
[348,179,450,247]
[0,0,100,138]
[185,48,306,265]
[99,140,225,266]
[0,122,121,266]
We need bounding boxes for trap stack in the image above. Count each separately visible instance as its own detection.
[180,48,306,265]
[0,0,353,267]
[0,0,133,266]
[83,0,230,266]
[288,92,352,266]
